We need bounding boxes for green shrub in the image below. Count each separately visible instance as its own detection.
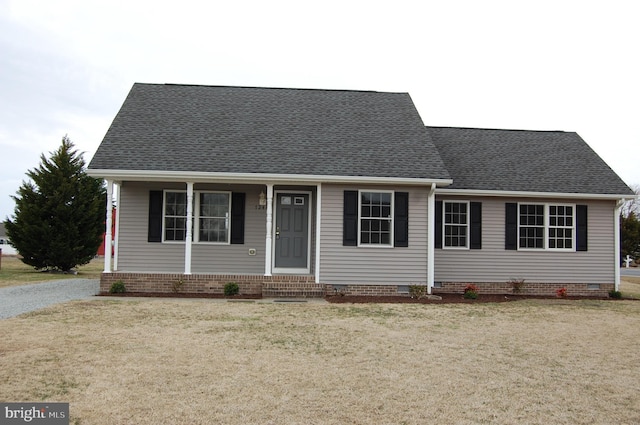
[409,285,427,299]
[109,280,126,294]
[463,290,478,300]
[609,290,622,299]
[509,278,525,293]
[224,282,239,296]
[172,279,184,293]
[463,284,479,299]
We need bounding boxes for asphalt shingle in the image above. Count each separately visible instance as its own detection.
[88,83,451,181]
[428,126,633,195]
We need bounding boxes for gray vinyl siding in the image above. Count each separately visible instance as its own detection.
[435,196,616,284]
[116,181,267,274]
[319,184,429,285]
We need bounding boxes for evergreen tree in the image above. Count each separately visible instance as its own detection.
[4,136,106,271]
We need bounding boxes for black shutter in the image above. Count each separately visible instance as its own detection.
[435,201,443,249]
[576,205,588,251]
[394,192,409,247]
[230,192,246,244]
[148,190,163,243]
[470,202,482,250]
[505,203,518,250]
[343,191,358,246]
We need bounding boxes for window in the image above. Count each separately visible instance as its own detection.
[518,203,574,250]
[163,191,231,243]
[443,201,469,248]
[164,191,187,241]
[548,205,573,249]
[197,192,230,243]
[519,204,544,249]
[359,191,393,246]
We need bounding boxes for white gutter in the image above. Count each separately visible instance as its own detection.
[87,169,453,187]
[436,188,630,201]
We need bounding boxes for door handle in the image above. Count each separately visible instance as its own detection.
[275,226,280,239]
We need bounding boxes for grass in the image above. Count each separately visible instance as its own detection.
[621,276,640,298]
[0,256,104,288]
[1,298,639,424]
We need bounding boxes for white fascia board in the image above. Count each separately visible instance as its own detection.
[436,188,630,201]
[87,169,454,187]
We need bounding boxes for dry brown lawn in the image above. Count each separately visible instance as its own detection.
[0,256,104,288]
[1,298,639,424]
[621,276,640,298]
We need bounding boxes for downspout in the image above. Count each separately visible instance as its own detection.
[614,199,625,291]
[427,183,436,295]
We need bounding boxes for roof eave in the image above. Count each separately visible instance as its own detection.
[87,169,454,187]
[436,188,632,200]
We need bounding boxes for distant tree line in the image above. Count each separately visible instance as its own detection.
[621,184,640,264]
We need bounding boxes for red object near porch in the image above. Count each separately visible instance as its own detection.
[97,208,116,256]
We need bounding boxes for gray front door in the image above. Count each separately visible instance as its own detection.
[275,194,309,269]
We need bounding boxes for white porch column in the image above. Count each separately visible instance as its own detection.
[113,182,120,271]
[265,184,274,276]
[427,183,436,294]
[103,180,113,273]
[614,199,624,291]
[315,183,322,284]
[185,182,194,275]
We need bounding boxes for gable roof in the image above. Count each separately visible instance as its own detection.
[428,127,633,196]
[88,83,451,184]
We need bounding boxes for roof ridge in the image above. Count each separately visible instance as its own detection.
[426,125,571,134]
[132,82,406,95]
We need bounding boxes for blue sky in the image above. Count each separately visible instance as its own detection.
[1,0,639,220]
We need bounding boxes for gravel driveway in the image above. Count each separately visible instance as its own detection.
[0,279,99,319]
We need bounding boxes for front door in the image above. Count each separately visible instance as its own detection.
[274,193,309,270]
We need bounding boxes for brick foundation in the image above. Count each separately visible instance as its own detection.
[101,273,615,298]
[324,284,403,297]
[433,281,615,298]
[100,272,316,297]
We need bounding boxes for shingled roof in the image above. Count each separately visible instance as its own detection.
[428,127,633,195]
[88,83,451,182]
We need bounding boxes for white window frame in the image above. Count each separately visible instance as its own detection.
[194,191,232,245]
[517,202,576,251]
[442,200,470,250]
[358,189,394,248]
[162,190,188,243]
[547,204,575,251]
[162,190,231,245]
